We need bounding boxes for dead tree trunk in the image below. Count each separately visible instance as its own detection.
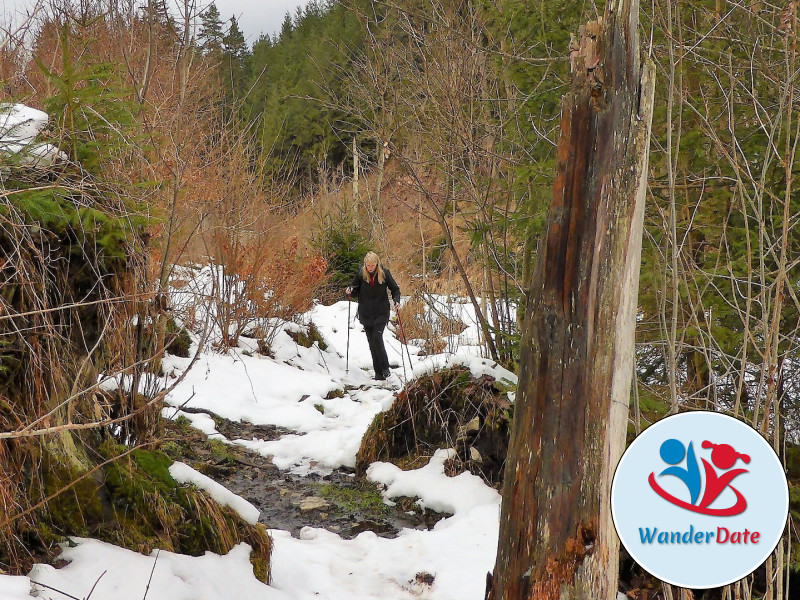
[488,1,655,599]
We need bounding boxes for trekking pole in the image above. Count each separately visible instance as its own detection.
[346,298,351,374]
[398,328,408,384]
[394,304,415,379]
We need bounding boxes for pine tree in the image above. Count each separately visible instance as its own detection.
[222,16,250,101]
[223,16,247,62]
[147,0,179,36]
[199,3,224,54]
[279,13,293,42]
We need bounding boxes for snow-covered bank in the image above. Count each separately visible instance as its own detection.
[3,269,517,600]
[26,542,287,600]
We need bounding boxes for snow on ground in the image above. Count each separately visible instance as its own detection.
[162,291,515,476]
[269,450,502,600]
[3,266,518,600]
[169,461,260,524]
[25,541,288,600]
[160,407,223,439]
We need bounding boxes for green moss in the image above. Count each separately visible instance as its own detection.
[165,319,192,358]
[94,444,271,579]
[40,460,104,541]
[288,322,328,350]
[325,389,344,399]
[160,441,184,461]
[208,440,235,464]
[315,482,391,516]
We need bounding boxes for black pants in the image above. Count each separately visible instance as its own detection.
[363,320,389,376]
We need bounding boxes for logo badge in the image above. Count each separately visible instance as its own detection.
[611,412,789,588]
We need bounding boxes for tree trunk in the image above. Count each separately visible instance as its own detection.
[488,1,655,598]
[353,135,360,204]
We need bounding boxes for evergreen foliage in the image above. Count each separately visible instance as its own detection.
[199,3,224,54]
[35,23,136,173]
[245,1,364,190]
[222,16,250,101]
[311,206,371,289]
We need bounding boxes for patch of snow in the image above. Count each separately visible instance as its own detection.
[161,407,225,440]
[25,540,287,600]
[162,297,516,476]
[368,449,499,516]
[270,454,501,600]
[168,461,260,524]
[0,104,48,145]
[0,104,67,167]
[0,575,35,600]
[6,266,522,600]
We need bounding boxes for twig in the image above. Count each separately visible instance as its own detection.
[28,579,81,600]
[85,570,106,600]
[142,550,159,600]
[316,342,331,375]
[0,293,153,323]
[167,389,197,420]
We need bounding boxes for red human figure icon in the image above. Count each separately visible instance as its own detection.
[698,441,750,511]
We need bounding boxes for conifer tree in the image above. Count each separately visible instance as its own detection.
[148,0,178,35]
[279,13,293,42]
[199,2,224,54]
[222,16,249,100]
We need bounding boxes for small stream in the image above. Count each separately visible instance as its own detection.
[177,411,449,539]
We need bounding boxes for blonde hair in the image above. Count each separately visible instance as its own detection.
[362,251,385,284]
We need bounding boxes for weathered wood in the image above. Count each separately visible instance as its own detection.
[489,0,655,598]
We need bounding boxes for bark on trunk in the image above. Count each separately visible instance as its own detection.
[488,1,655,599]
[353,136,360,203]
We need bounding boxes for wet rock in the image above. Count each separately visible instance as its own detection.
[457,416,481,441]
[469,446,482,463]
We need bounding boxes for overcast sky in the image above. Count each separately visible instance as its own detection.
[1,0,313,46]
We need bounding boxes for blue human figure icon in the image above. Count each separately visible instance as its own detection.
[658,439,701,505]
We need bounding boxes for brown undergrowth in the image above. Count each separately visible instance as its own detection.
[396,293,468,355]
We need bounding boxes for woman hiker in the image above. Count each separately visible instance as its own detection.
[346,251,401,380]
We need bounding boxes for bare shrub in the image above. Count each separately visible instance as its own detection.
[207,237,327,351]
[396,293,467,356]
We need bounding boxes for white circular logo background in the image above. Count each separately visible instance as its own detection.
[611,411,789,588]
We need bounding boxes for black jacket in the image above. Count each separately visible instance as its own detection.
[349,268,401,326]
